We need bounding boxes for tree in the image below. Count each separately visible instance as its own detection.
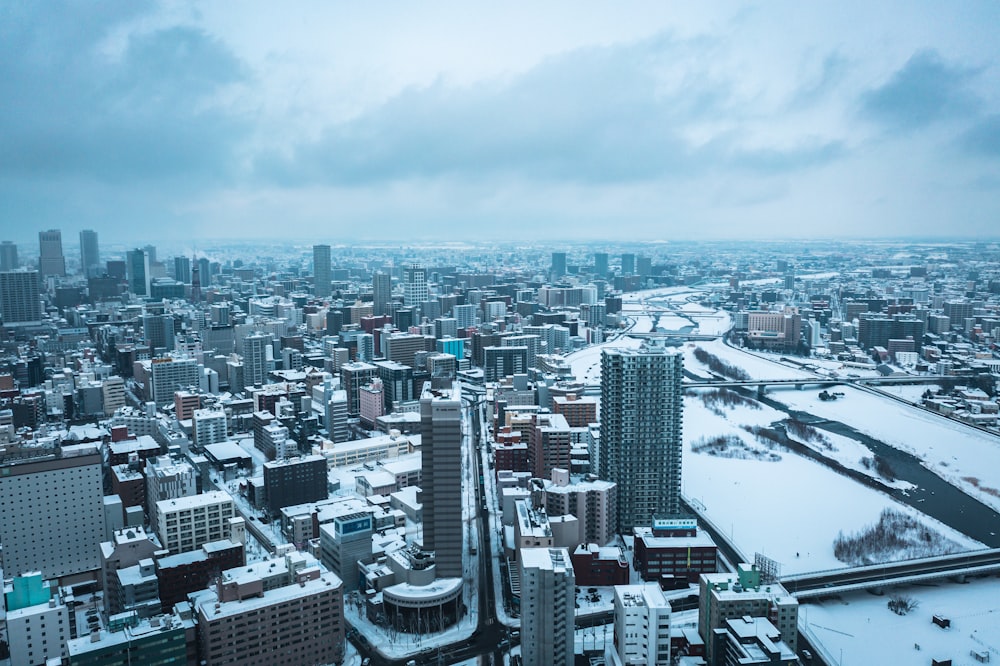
[888,593,919,615]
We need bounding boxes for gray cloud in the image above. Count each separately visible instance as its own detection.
[961,115,1000,158]
[256,34,843,188]
[859,49,981,130]
[0,3,249,183]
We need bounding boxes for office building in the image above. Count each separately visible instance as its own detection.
[0,240,18,270]
[173,255,191,283]
[0,269,42,324]
[594,252,609,277]
[551,251,567,278]
[607,583,672,666]
[483,345,528,382]
[712,616,798,666]
[143,313,176,352]
[419,382,464,578]
[38,228,66,277]
[600,340,683,532]
[403,263,428,307]
[454,303,477,330]
[373,270,392,315]
[313,244,331,297]
[126,248,151,296]
[79,229,100,277]
[319,512,373,591]
[155,491,235,554]
[102,376,126,416]
[633,518,718,584]
[262,455,328,515]
[529,412,572,480]
[341,361,377,417]
[621,253,635,275]
[699,564,799,665]
[520,547,575,666]
[540,469,617,547]
[376,360,414,407]
[0,442,104,579]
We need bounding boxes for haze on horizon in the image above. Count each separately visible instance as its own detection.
[2,1,999,244]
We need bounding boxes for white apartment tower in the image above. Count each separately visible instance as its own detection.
[403,263,428,307]
[520,547,575,666]
[193,407,228,448]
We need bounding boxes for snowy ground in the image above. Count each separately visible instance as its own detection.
[878,383,942,403]
[801,578,1000,666]
[770,386,1000,514]
[684,392,982,575]
[683,339,814,381]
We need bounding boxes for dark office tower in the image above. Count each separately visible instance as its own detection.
[0,270,43,325]
[313,244,332,298]
[143,314,176,352]
[621,253,635,276]
[394,307,414,331]
[190,258,202,302]
[419,382,463,578]
[197,258,211,287]
[636,255,652,277]
[403,264,428,307]
[372,270,391,316]
[143,244,157,264]
[38,229,66,277]
[79,229,100,277]
[599,339,683,533]
[126,249,150,296]
[594,252,609,277]
[174,256,191,284]
[551,252,567,279]
[0,241,18,271]
[325,309,343,336]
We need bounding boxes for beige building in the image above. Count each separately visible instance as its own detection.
[155,491,235,554]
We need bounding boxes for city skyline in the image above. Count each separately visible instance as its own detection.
[2,2,1000,242]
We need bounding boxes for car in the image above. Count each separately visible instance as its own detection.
[801,649,813,662]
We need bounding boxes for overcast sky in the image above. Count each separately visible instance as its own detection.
[2,1,999,245]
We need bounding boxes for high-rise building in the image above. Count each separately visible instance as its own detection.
[419,382,463,578]
[520,547,575,666]
[454,302,477,330]
[193,407,229,448]
[143,313,175,352]
[594,252,609,277]
[600,340,683,532]
[174,255,192,283]
[243,332,271,387]
[403,263,428,307]
[313,244,331,298]
[373,270,392,316]
[5,573,71,666]
[551,251,567,279]
[79,229,100,277]
[621,253,636,275]
[38,229,66,277]
[0,269,42,325]
[0,443,104,579]
[0,240,18,270]
[126,248,150,296]
[608,583,672,666]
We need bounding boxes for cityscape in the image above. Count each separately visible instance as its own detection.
[4,3,1000,666]
[0,235,998,666]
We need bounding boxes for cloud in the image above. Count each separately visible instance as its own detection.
[255,33,844,188]
[859,49,981,130]
[960,115,1000,158]
[0,4,249,183]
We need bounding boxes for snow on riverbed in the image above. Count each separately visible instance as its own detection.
[801,578,1000,666]
[683,394,982,575]
[771,385,1000,513]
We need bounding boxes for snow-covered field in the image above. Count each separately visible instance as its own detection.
[683,394,982,575]
[683,339,813,381]
[801,578,1000,666]
[879,383,942,403]
[771,386,1000,513]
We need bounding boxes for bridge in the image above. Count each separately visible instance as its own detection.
[683,374,955,389]
[780,548,1000,598]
